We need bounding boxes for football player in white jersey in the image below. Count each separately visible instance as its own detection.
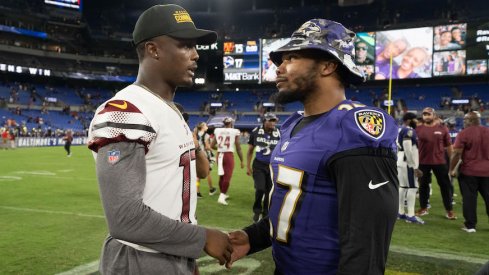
[211,117,244,205]
[87,4,232,274]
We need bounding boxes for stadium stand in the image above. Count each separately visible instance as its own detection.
[1,0,488,137]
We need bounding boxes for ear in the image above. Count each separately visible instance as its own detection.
[319,61,338,76]
[145,41,159,59]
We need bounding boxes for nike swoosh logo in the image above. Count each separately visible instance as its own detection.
[108,101,128,110]
[368,180,389,189]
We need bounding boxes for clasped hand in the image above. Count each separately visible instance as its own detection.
[204,229,251,269]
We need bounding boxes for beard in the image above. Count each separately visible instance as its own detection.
[272,66,319,105]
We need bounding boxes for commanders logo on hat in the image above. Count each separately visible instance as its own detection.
[354,110,385,139]
[173,10,192,23]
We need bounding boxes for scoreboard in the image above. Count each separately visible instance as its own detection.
[223,40,260,83]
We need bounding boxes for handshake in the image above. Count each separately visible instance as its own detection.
[204,228,250,269]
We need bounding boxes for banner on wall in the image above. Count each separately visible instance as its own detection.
[15,137,87,147]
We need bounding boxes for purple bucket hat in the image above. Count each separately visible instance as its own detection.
[269,19,365,84]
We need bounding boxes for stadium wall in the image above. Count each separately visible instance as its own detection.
[14,137,87,147]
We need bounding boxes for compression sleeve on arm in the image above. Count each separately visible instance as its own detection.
[243,217,272,255]
[328,148,398,275]
[96,141,206,259]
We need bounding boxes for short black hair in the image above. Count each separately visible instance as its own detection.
[403,112,417,122]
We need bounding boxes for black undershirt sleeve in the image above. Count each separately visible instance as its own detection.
[243,216,272,255]
[327,147,399,275]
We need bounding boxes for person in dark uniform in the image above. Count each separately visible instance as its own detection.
[63,130,73,157]
[397,113,424,224]
[246,112,280,222]
[227,19,399,274]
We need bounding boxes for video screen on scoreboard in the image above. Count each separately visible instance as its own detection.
[465,21,489,76]
[374,27,433,80]
[223,40,260,83]
[467,60,488,75]
[434,23,467,51]
[44,0,82,10]
[357,65,375,80]
[354,32,375,65]
[433,50,466,76]
[260,38,291,83]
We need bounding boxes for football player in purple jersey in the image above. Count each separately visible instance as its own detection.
[228,19,399,275]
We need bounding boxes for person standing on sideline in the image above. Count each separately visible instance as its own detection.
[195,122,217,198]
[446,117,459,202]
[1,127,9,149]
[228,19,399,274]
[246,112,280,222]
[449,111,489,233]
[211,117,244,205]
[62,130,73,157]
[397,113,424,224]
[415,107,456,219]
[87,5,232,274]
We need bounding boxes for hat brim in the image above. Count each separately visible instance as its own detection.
[269,42,365,84]
[167,28,217,45]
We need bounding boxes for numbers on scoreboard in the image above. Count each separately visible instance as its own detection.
[235,58,244,68]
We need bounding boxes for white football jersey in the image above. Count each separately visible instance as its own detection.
[88,84,198,224]
[214,127,240,153]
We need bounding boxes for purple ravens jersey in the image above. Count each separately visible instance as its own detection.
[398,126,417,151]
[267,100,398,274]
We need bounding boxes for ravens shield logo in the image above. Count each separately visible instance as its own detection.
[354,110,385,139]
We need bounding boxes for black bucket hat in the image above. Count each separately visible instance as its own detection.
[269,19,365,84]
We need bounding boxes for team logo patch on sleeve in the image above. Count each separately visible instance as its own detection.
[107,150,121,164]
[354,110,385,139]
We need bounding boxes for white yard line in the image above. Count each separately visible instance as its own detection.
[390,245,488,264]
[0,206,104,218]
[55,257,261,275]
[43,176,96,182]
[55,261,99,275]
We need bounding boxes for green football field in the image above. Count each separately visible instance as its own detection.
[0,146,488,274]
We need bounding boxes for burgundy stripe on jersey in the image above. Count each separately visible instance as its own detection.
[92,121,156,133]
[98,100,141,114]
[88,134,151,154]
[179,149,197,223]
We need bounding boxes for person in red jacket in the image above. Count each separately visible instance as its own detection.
[1,128,9,149]
[415,107,456,219]
[449,111,489,233]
